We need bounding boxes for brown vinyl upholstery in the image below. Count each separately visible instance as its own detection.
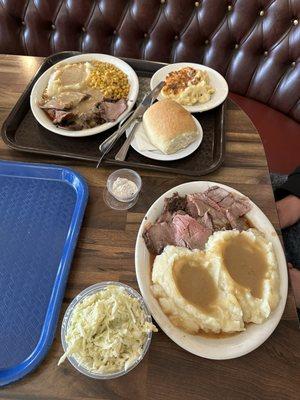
[0,0,299,122]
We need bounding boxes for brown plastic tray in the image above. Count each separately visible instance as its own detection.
[1,51,226,176]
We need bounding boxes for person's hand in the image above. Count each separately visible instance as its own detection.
[288,263,300,309]
[276,195,300,229]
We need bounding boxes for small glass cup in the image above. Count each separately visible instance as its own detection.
[104,168,142,210]
[61,281,153,380]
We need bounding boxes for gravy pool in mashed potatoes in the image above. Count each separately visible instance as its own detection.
[151,229,280,335]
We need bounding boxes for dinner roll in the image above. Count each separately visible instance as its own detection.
[143,99,198,154]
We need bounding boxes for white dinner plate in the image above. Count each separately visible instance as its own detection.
[125,116,203,161]
[30,53,139,138]
[150,63,228,113]
[135,181,288,360]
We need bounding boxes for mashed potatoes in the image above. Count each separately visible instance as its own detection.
[152,246,244,334]
[206,229,280,324]
[45,62,94,98]
[151,229,280,335]
[161,67,215,106]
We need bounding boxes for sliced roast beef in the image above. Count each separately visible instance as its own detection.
[201,211,214,230]
[142,186,252,255]
[163,192,187,214]
[39,92,89,110]
[100,99,127,122]
[45,109,74,124]
[226,210,249,231]
[203,186,251,217]
[172,213,212,250]
[204,186,230,203]
[187,187,251,230]
[228,198,251,217]
[186,193,229,230]
[39,86,126,130]
[186,193,209,217]
[143,222,175,255]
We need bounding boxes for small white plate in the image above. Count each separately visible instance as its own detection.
[150,63,228,113]
[135,181,288,360]
[30,53,139,138]
[125,116,203,161]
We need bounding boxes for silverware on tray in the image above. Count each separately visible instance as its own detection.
[96,81,164,168]
[114,119,141,161]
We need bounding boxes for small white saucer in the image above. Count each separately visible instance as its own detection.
[126,116,203,161]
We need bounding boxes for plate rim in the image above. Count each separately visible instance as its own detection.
[135,181,288,360]
[30,53,139,138]
[150,62,229,113]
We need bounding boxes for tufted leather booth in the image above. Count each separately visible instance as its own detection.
[0,0,299,171]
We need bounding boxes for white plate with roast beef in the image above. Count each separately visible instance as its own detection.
[30,53,139,137]
[135,182,288,360]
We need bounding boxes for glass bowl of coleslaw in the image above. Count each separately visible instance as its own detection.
[59,282,156,379]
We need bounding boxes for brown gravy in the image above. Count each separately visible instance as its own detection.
[172,258,218,313]
[223,235,268,298]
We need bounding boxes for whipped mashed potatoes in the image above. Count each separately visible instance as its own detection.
[206,229,280,324]
[45,62,94,98]
[152,246,244,334]
[161,67,215,106]
[151,229,280,335]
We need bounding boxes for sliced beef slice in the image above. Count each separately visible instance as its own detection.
[172,213,212,250]
[228,198,251,217]
[203,186,251,217]
[45,109,74,124]
[204,186,230,203]
[226,210,249,231]
[39,92,89,110]
[142,222,175,255]
[163,192,187,214]
[187,193,229,230]
[201,211,214,230]
[100,99,127,121]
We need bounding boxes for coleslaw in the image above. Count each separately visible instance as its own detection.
[58,285,157,374]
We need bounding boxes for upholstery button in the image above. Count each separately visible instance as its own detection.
[174,35,179,40]
[113,29,117,35]
[234,43,239,49]
[259,10,264,16]
[293,19,298,25]
[228,4,232,11]
[264,50,268,56]
[51,24,56,30]
[82,27,86,33]
[144,33,148,38]
[161,0,166,3]
[195,1,200,6]
[21,20,25,26]
[204,39,209,45]
[291,61,296,67]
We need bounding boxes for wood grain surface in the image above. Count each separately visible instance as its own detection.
[0,55,299,400]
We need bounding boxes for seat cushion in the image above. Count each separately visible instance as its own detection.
[229,93,300,175]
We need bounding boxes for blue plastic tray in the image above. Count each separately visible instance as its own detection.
[0,160,88,386]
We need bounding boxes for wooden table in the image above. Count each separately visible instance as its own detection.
[0,55,299,400]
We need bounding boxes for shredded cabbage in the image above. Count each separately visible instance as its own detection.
[58,285,157,374]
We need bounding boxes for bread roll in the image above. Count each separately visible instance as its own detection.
[143,99,198,154]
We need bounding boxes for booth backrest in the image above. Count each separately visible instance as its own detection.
[0,0,299,121]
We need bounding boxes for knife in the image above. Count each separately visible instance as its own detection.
[114,118,141,161]
[96,81,164,168]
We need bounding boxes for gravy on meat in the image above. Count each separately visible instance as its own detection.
[223,235,268,298]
